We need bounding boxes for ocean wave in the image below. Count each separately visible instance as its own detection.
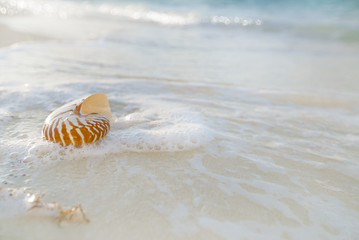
[0,0,262,27]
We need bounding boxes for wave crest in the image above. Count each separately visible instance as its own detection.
[0,0,262,27]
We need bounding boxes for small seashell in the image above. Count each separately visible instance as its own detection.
[0,187,89,223]
[42,93,111,147]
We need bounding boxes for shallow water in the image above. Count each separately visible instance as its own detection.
[1,0,359,239]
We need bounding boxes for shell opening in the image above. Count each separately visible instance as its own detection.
[80,93,111,120]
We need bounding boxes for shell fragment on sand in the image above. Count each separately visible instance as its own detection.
[42,93,111,146]
[0,187,89,223]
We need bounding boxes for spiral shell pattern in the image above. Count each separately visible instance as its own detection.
[42,95,110,147]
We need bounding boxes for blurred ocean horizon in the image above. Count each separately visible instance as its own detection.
[1,0,359,42]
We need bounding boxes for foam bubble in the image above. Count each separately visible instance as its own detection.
[1,100,213,168]
[105,106,213,153]
[24,106,213,165]
[0,82,214,169]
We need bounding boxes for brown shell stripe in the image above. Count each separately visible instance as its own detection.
[43,102,110,146]
[53,119,61,143]
[76,118,95,144]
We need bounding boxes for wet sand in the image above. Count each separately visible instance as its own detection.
[0,23,48,47]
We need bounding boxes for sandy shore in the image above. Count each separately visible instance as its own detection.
[0,23,48,48]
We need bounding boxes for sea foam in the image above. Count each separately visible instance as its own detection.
[24,105,213,164]
[0,81,214,168]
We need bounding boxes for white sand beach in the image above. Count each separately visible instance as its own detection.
[0,0,359,239]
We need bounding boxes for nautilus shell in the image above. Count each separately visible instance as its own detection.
[42,93,111,146]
